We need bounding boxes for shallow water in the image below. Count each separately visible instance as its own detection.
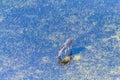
[0,0,120,80]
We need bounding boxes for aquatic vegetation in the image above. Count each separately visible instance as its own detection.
[73,55,82,61]
[85,45,93,50]
[0,0,120,80]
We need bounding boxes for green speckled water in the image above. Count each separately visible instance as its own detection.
[0,0,120,80]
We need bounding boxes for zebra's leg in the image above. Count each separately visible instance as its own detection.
[65,49,67,55]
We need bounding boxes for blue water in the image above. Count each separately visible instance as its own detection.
[0,0,120,80]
